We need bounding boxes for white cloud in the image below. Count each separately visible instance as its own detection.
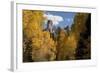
[43,13,63,25]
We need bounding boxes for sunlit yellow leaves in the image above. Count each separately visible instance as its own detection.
[23,10,33,29]
[56,29,77,60]
[23,10,44,39]
[31,30,56,61]
[67,34,77,49]
[59,29,66,41]
[23,10,56,61]
[23,11,91,62]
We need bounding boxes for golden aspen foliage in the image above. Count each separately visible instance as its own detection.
[23,10,44,39]
[23,10,56,61]
[23,10,33,29]
[57,29,76,60]
[56,29,68,60]
[23,10,91,62]
[32,31,56,61]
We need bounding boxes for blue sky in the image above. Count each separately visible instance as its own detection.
[44,11,76,29]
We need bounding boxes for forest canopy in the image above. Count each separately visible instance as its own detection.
[23,10,91,62]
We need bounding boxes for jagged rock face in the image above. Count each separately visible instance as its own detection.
[46,20,54,33]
